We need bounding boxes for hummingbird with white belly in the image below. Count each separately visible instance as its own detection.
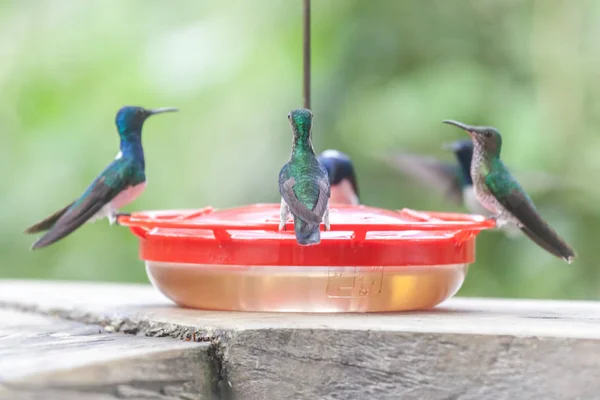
[278,108,331,245]
[443,119,576,263]
[442,139,512,222]
[317,149,359,205]
[384,138,571,237]
[24,106,178,249]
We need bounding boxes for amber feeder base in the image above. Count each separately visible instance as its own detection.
[146,262,468,312]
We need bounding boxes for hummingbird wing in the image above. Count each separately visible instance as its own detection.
[384,153,463,204]
[30,159,145,250]
[485,168,576,263]
[278,163,330,224]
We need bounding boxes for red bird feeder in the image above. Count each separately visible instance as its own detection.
[118,204,494,312]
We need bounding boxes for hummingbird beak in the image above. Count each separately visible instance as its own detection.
[147,107,179,116]
[442,120,477,137]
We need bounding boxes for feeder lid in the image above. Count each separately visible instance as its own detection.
[117,203,494,267]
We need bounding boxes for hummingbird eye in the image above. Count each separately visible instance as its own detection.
[287,113,291,120]
[484,131,492,138]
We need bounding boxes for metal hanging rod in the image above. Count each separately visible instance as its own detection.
[303,0,311,110]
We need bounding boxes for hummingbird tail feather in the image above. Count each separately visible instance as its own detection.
[24,202,74,234]
[31,231,67,250]
[30,204,102,250]
[30,225,76,250]
[519,225,576,264]
[294,218,321,246]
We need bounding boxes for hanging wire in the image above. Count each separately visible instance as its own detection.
[303,0,311,109]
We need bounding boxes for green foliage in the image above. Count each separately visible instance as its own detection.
[2,1,597,299]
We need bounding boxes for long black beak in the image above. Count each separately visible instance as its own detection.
[148,107,179,116]
[442,119,475,131]
[443,120,482,140]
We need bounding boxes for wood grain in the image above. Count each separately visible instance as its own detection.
[0,310,214,400]
[2,280,600,399]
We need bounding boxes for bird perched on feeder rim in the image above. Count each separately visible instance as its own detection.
[383,138,571,238]
[24,106,178,249]
[317,149,359,205]
[442,139,520,237]
[443,119,576,264]
[278,108,331,245]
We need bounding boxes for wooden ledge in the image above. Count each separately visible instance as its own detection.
[1,280,600,400]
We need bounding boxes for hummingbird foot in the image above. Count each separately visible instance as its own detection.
[113,212,131,226]
[487,215,508,228]
[323,204,331,231]
[279,198,290,231]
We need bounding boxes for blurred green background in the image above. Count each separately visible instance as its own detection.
[2,0,598,300]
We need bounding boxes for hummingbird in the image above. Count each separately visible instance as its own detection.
[443,119,576,263]
[384,139,570,237]
[442,140,527,237]
[278,108,331,246]
[24,106,178,250]
[384,139,475,208]
[440,139,519,221]
[317,149,360,205]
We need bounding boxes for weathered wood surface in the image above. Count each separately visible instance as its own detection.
[2,280,600,400]
[0,309,214,400]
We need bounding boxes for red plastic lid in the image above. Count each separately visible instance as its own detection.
[117,204,495,267]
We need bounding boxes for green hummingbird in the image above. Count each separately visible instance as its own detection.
[443,120,576,263]
[278,108,331,245]
[24,106,178,249]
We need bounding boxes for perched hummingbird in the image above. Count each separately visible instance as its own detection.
[443,119,576,263]
[24,106,178,250]
[317,149,360,205]
[384,139,571,237]
[278,108,331,245]
[442,139,507,218]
